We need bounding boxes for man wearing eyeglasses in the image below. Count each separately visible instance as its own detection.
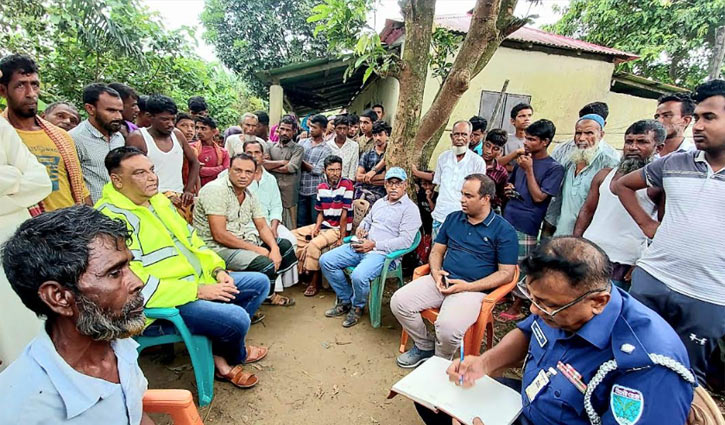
[429,237,694,425]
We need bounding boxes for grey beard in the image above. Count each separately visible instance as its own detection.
[569,145,598,165]
[74,292,146,341]
[617,156,649,175]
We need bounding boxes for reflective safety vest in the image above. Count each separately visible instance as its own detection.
[96,183,225,324]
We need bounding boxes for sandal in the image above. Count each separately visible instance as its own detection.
[245,345,269,363]
[496,311,525,322]
[215,365,258,389]
[263,293,296,306]
[303,284,319,297]
[251,312,265,325]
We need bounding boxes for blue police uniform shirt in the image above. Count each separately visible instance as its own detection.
[434,210,518,283]
[516,286,693,425]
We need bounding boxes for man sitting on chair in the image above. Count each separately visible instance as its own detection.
[320,167,421,328]
[391,174,517,368]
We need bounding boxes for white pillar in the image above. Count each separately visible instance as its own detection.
[269,84,283,127]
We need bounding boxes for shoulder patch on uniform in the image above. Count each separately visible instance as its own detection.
[610,384,644,425]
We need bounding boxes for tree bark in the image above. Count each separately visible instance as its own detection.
[708,25,725,80]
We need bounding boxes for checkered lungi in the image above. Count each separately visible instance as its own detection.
[513,230,539,298]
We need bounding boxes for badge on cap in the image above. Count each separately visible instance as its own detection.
[620,343,635,354]
[531,320,547,347]
[611,384,644,425]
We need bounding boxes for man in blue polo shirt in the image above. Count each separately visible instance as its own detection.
[391,173,517,367]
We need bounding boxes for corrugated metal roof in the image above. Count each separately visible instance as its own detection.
[414,14,637,61]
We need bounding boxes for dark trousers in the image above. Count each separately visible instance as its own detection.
[246,239,298,295]
[631,267,725,392]
[296,194,317,227]
[415,378,531,425]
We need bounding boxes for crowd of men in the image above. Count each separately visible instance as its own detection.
[0,50,723,425]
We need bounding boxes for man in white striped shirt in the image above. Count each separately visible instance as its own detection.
[616,79,725,392]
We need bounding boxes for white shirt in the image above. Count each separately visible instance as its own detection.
[431,149,486,222]
[653,137,696,159]
[224,134,271,157]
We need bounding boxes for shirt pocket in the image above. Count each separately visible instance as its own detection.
[549,372,586,422]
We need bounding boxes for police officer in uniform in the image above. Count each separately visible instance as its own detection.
[419,237,695,425]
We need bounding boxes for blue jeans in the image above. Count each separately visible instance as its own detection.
[319,244,386,309]
[143,271,268,364]
[297,194,317,227]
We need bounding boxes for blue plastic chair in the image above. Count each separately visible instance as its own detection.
[134,308,215,407]
[343,231,421,328]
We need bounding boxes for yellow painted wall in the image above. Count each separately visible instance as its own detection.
[348,76,400,127]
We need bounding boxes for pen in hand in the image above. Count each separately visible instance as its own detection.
[459,339,464,385]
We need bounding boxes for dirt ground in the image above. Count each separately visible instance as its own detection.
[141,280,724,425]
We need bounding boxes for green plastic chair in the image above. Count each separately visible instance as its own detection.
[134,308,215,407]
[343,231,421,328]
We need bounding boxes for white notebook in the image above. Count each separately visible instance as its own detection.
[389,356,522,425]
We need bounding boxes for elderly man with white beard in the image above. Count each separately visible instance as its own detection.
[552,114,619,236]
[573,120,665,290]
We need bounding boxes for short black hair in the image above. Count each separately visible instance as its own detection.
[485,128,507,147]
[44,101,79,117]
[510,103,533,120]
[0,54,39,85]
[657,92,695,116]
[195,115,217,129]
[242,139,265,152]
[347,113,359,125]
[105,146,145,174]
[693,79,725,104]
[578,102,609,120]
[279,114,298,129]
[309,114,329,129]
[108,83,138,101]
[333,115,350,127]
[372,104,384,112]
[147,95,178,116]
[253,110,269,126]
[137,95,149,113]
[230,152,257,168]
[372,120,392,136]
[187,96,207,114]
[360,109,378,122]
[525,119,556,145]
[324,155,343,169]
[1,205,130,320]
[175,112,194,125]
[470,116,488,133]
[625,119,666,145]
[463,173,495,199]
[520,236,612,291]
[82,83,121,106]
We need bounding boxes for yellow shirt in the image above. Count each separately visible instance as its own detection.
[15,128,89,211]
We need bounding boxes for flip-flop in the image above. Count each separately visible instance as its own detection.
[303,285,319,297]
[215,365,258,389]
[245,345,269,363]
[263,294,296,306]
[251,312,265,325]
[496,311,525,322]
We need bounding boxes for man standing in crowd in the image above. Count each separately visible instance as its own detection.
[188,96,208,118]
[0,206,152,423]
[574,120,663,291]
[357,109,378,153]
[553,114,619,236]
[193,116,229,187]
[499,119,564,321]
[356,120,391,205]
[70,83,126,204]
[617,79,725,392]
[293,155,354,297]
[126,95,200,222]
[97,147,270,389]
[265,115,304,229]
[326,115,359,181]
[254,110,270,142]
[174,112,196,143]
[654,92,695,157]
[298,114,332,227]
[226,113,269,157]
[372,104,385,121]
[195,153,297,307]
[347,113,360,140]
[469,115,487,155]
[497,103,533,170]
[108,82,140,137]
[0,54,91,210]
[431,238,695,425]
[430,120,486,239]
[41,101,80,132]
[321,167,421,328]
[136,95,152,128]
[392,174,517,367]
[482,129,509,213]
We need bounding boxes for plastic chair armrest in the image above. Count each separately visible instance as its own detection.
[482,268,519,305]
[143,389,194,411]
[143,308,181,320]
[343,236,352,243]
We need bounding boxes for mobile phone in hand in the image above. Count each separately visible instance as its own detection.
[442,275,449,289]
[350,235,362,246]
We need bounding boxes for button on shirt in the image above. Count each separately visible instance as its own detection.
[517,287,693,425]
[431,149,486,222]
[70,120,125,203]
[326,137,359,181]
[359,194,422,255]
[193,176,266,248]
[0,328,147,425]
[299,138,332,196]
[435,210,517,282]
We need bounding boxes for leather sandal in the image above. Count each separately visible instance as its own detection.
[245,345,269,363]
[215,365,258,389]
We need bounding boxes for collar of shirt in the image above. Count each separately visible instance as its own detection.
[456,208,496,227]
[382,193,408,205]
[82,119,118,143]
[28,327,137,420]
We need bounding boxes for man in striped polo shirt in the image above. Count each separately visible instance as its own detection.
[616,79,725,392]
[293,155,354,297]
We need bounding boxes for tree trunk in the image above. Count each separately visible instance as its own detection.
[708,25,725,80]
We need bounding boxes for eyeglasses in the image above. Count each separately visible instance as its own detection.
[517,280,610,318]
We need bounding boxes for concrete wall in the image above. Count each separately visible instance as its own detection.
[348,76,400,127]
